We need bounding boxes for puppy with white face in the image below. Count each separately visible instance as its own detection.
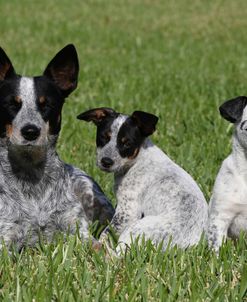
[0,46,114,250]
[78,108,208,252]
[208,96,247,251]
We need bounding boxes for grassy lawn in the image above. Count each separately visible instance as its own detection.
[0,0,247,300]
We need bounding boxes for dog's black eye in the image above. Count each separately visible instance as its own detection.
[7,96,22,112]
[102,132,111,140]
[39,97,55,109]
[39,96,46,106]
[122,138,131,148]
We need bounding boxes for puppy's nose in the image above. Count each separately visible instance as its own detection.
[101,157,114,168]
[21,124,41,141]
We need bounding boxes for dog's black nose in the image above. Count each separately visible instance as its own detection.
[101,157,114,168]
[21,124,41,141]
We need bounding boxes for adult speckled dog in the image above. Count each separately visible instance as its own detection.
[0,45,114,250]
[77,107,208,252]
[208,96,247,251]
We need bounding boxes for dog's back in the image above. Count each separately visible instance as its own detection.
[116,140,208,250]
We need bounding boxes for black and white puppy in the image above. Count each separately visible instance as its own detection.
[208,96,247,251]
[0,45,114,250]
[77,108,208,253]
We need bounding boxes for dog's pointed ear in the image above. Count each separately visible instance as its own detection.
[0,47,16,81]
[219,96,247,123]
[77,107,117,125]
[130,111,159,136]
[43,44,79,97]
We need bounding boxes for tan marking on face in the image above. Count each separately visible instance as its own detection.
[39,96,46,104]
[128,148,139,160]
[6,124,13,138]
[15,96,22,103]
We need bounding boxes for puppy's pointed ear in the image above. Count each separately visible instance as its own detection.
[219,96,247,123]
[131,111,159,136]
[77,107,117,125]
[43,44,79,97]
[0,47,16,81]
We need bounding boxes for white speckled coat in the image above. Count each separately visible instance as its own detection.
[111,139,208,252]
[0,45,114,250]
[208,98,247,251]
[80,111,208,253]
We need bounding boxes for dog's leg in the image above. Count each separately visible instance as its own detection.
[69,166,115,225]
[99,179,141,243]
[115,216,172,255]
[207,204,236,251]
[99,206,139,243]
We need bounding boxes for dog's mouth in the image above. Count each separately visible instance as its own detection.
[96,161,114,173]
[8,141,47,155]
[8,140,45,149]
[99,166,113,173]
[97,163,112,173]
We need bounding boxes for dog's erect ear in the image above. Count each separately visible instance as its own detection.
[0,47,16,81]
[130,111,159,136]
[77,107,117,125]
[43,44,79,97]
[219,96,247,123]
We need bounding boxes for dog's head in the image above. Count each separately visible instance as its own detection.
[77,108,158,173]
[0,45,79,150]
[219,96,247,147]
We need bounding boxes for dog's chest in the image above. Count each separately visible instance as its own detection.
[18,185,65,225]
[0,177,78,243]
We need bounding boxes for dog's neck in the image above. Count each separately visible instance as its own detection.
[114,139,154,178]
[0,137,64,184]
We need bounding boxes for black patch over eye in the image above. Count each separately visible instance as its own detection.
[0,96,22,138]
[38,97,57,120]
[35,77,64,135]
[121,138,131,148]
[96,117,115,147]
[117,118,145,158]
[1,95,22,118]
[97,130,112,147]
[0,76,21,137]
[37,96,62,135]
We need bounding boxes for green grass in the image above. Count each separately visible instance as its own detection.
[0,0,247,300]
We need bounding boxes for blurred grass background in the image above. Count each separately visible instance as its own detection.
[1,0,247,300]
[3,0,247,201]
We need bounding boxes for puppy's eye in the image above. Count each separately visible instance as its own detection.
[38,97,55,110]
[9,96,22,109]
[14,96,22,104]
[122,138,131,148]
[104,132,111,140]
[39,96,46,105]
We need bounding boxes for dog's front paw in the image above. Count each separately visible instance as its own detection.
[91,240,103,252]
[207,226,222,253]
[99,231,108,244]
